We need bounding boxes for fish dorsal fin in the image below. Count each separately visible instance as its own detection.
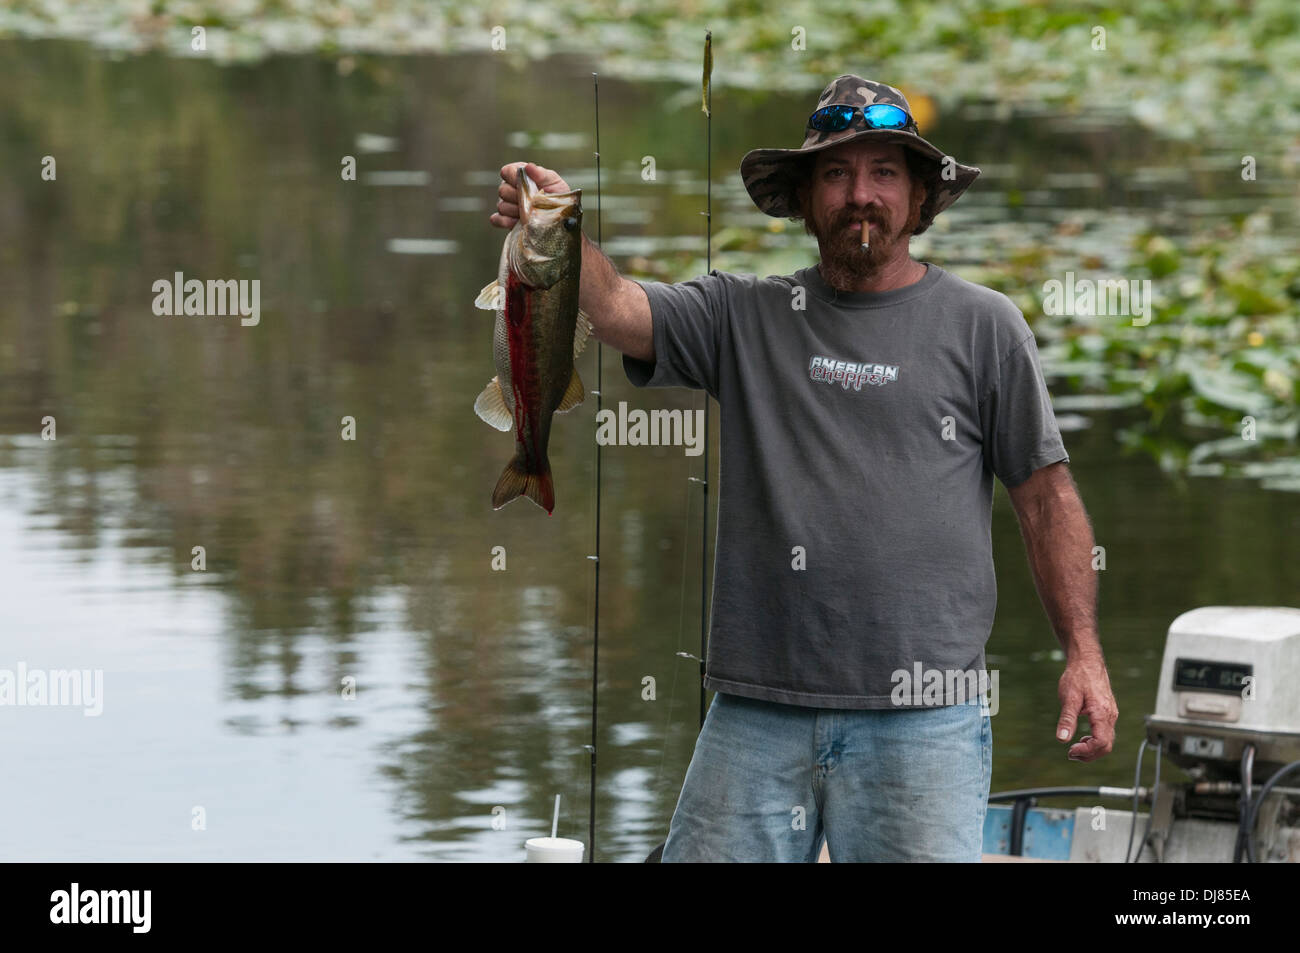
[474,376,513,431]
[573,308,593,359]
[555,367,585,414]
[475,279,502,311]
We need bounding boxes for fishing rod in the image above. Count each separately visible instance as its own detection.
[644,30,714,865]
[587,70,604,863]
[698,29,712,731]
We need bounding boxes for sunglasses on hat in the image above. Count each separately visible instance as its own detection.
[808,102,914,133]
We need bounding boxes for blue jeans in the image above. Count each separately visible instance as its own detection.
[661,692,991,862]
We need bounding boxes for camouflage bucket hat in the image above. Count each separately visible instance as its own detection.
[740,74,980,235]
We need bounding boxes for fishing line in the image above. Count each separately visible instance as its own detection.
[652,451,695,802]
[586,70,603,863]
[698,29,713,731]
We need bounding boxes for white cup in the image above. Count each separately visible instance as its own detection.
[524,836,585,863]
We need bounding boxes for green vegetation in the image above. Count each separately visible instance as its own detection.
[978,214,1299,490]
[2,0,1298,138]
[1103,221,1300,490]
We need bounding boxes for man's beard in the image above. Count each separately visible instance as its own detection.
[810,185,924,290]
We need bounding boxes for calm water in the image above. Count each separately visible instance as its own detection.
[1,41,1296,861]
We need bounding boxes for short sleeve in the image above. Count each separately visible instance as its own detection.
[979,330,1070,488]
[622,271,727,399]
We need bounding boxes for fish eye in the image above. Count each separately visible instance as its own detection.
[563,216,579,231]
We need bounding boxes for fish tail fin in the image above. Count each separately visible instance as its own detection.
[491,455,555,514]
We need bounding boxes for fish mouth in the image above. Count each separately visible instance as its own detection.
[531,188,581,211]
[516,166,581,225]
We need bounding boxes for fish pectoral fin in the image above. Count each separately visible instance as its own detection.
[474,279,502,311]
[474,376,514,431]
[573,308,593,359]
[555,367,586,414]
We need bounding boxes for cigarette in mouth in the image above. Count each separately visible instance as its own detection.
[860,220,870,250]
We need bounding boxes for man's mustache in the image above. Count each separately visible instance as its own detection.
[835,210,889,233]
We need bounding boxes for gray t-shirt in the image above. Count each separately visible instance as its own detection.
[623,261,1069,709]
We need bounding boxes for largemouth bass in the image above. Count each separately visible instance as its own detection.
[474,166,591,513]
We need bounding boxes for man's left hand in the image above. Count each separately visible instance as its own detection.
[1056,652,1118,762]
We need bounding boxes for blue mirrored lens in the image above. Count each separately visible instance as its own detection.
[863,104,908,128]
[811,105,856,131]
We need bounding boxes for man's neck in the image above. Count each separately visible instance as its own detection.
[820,256,927,294]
